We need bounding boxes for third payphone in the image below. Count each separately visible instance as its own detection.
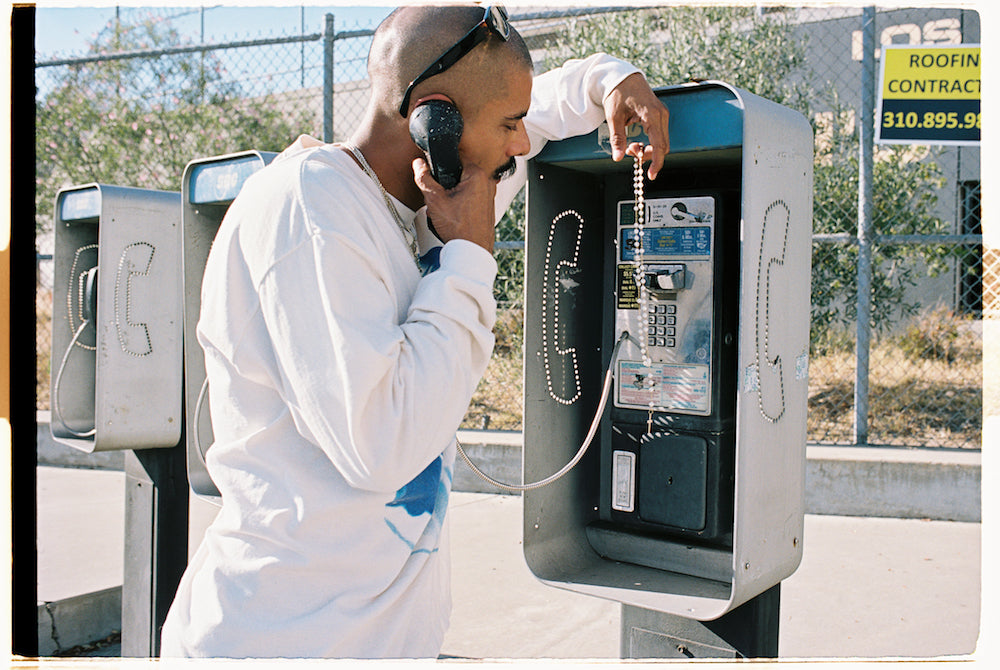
[522,81,813,623]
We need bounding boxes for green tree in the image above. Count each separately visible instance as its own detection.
[36,13,315,232]
[810,92,949,353]
[544,6,809,107]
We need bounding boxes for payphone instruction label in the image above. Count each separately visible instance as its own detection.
[619,226,712,262]
[616,264,639,309]
[617,360,710,413]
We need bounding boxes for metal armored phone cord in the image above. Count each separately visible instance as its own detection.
[192,334,634,493]
[455,330,634,493]
[192,376,212,472]
[189,333,633,493]
[51,265,99,438]
[457,153,651,492]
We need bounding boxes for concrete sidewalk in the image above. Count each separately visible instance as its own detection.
[443,492,982,660]
[35,464,983,660]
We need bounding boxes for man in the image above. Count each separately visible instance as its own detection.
[161,5,669,658]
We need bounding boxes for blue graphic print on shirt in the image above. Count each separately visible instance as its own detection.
[419,246,442,276]
[384,455,451,555]
[387,456,441,516]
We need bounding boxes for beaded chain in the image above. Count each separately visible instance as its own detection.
[633,155,651,368]
[342,143,421,268]
[541,209,585,405]
[633,155,659,433]
[754,199,791,423]
[114,242,154,357]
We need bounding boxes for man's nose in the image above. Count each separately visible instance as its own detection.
[509,122,530,157]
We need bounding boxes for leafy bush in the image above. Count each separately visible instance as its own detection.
[810,325,855,358]
[544,5,808,108]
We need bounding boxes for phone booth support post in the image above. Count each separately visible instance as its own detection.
[523,82,813,658]
[50,184,189,656]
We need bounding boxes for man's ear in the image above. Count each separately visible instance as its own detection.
[411,93,457,113]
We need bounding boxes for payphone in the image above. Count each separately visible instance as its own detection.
[522,82,812,622]
[181,151,276,501]
[50,184,183,452]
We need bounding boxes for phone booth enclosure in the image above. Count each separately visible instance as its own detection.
[50,184,183,453]
[181,151,277,501]
[522,82,813,620]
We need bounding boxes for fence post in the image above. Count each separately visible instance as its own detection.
[854,6,876,446]
[323,13,335,143]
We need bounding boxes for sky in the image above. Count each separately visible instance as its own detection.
[33,2,396,61]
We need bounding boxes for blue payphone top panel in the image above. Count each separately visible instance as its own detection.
[58,186,101,222]
[188,154,269,205]
[534,83,742,166]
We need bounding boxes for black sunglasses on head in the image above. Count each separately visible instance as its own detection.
[398,5,511,117]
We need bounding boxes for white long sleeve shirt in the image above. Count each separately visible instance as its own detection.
[160,53,639,659]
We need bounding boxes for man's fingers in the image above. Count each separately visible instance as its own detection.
[607,114,630,162]
[604,72,671,179]
[625,139,669,181]
[643,104,670,180]
[412,157,436,192]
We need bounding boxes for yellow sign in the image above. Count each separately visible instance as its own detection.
[882,45,980,99]
[876,44,980,145]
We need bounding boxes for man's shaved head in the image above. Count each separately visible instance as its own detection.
[368,5,532,117]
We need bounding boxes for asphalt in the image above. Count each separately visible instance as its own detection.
[32,462,987,662]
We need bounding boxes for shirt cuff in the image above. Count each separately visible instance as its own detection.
[591,57,643,105]
[439,239,498,283]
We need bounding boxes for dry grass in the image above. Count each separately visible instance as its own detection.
[463,309,983,449]
[461,350,524,430]
[808,331,982,448]
[36,296,982,449]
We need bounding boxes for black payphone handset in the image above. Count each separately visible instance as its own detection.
[82,264,99,324]
[409,99,464,189]
[409,99,464,242]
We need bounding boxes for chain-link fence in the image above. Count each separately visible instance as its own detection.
[800,5,981,448]
[35,5,983,449]
[985,244,999,429]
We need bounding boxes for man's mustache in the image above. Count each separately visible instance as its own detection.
[493,157,517,182]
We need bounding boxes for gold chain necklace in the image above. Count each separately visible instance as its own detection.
[341,143,421,266]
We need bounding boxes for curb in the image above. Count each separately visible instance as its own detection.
[453,430,982,523]
[37,416,982,521]
[37,586,121,657]
[804,444,981,523]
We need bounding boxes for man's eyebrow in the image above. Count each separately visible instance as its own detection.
[507,110,529,120]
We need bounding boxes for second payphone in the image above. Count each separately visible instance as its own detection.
[181,150,277,500]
